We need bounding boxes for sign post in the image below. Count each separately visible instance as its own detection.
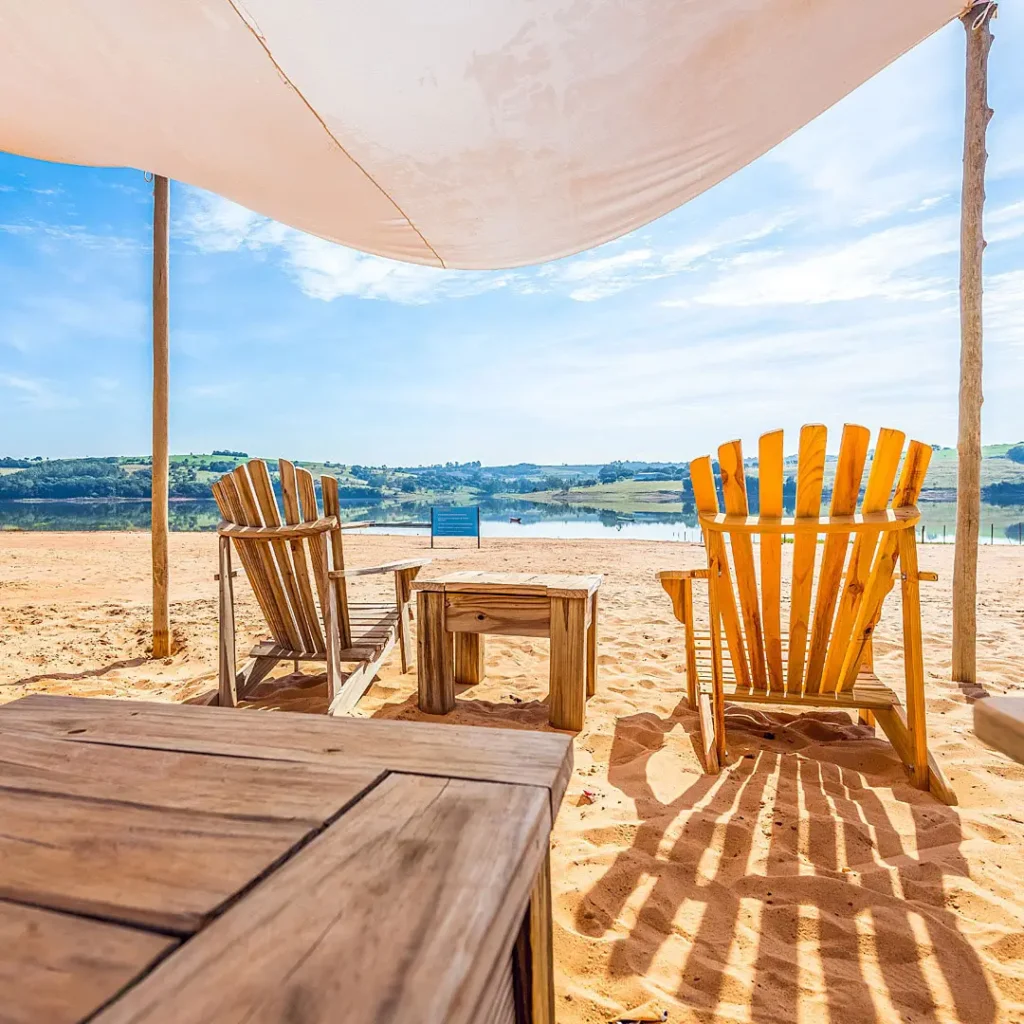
[430,506,481,548]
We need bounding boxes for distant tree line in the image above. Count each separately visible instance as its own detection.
[0,459,211,499]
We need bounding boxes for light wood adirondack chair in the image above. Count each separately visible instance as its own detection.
[658,424,956,805]
[212,459,430,714]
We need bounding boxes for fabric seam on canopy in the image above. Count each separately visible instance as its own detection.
[225,0,446,267]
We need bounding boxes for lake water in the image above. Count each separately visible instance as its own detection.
[1,498,1022,544]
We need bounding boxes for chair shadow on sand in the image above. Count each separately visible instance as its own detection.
[574,698,998,1023]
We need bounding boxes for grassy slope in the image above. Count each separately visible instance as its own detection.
[522,446,1024,516]
[519,479,684,514]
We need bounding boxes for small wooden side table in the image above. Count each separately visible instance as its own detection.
[413,571,602,731]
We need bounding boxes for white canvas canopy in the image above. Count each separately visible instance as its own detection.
[1,0,963,269]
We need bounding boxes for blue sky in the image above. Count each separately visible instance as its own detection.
[1,11,1022,466]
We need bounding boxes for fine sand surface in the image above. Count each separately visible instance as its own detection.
[2,531,1024,1023]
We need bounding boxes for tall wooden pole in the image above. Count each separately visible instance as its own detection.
[152,175,171,658]
[952,3,995,685]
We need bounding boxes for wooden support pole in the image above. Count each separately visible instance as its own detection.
[151,174,171,659]
[952,3,995,685]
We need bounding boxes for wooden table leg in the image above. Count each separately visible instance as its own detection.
[586,591,598,698]
[549,596,586,731]
[454,632,485,685]
[417,591,454,714]
[529,851,555,1024]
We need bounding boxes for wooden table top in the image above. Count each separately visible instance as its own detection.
[413,570,602,599]
[0,694,572,1023]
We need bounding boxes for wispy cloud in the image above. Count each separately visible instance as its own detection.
[179,188,794,306]
[665,216,960,309]
[0,374,72,410]
[184,382,241,400]
[179,189,509,304]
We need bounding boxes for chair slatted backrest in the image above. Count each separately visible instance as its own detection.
[691,424,930,698]
[212,459,352,654]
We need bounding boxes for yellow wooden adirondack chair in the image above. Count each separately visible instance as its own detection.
[212,459,429,714]
[658,424,956,805]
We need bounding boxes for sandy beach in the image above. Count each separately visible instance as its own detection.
[2,530,1023,1023]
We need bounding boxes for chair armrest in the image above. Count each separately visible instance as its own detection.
[657,569,709,581]
[329,558,432,580]
[218,516,338,540]
[657,568,707,635]
[884,569,938,585]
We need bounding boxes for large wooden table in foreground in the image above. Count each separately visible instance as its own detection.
[0,694,572,1024]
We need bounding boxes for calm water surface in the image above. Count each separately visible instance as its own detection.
[1,498,1022,544]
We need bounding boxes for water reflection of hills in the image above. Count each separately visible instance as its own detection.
[0,497,702,532]
[1,497,1021,543]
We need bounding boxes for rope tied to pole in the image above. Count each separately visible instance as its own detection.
[961,1,997,30]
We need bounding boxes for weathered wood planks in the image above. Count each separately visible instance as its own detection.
[0,786,317,933]
[445,592,552,637]
[1,695,573,814]
[0,901,175,1024]
[92,775,550,1024]
[0,696,568,1023]
[0,727,380,823]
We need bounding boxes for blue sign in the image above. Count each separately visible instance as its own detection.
[431,506,481,547]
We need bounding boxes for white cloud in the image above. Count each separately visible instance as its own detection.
[988,200,1024,244]
[180,187,800,306]
[664,216,959,309]
[179,189,509,305]
[0,374,71,410]
[765,26,960,226]
[988,270,1024,341]
[184,382,240,400]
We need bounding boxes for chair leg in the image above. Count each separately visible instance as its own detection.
[659,576,698,709]
[898,530,929,790]
[682,578,698,710]
[395,572,410,673]
[586,592,598,698]
[706,555,728,764]
[858,708,876,731]
[395,567,421,674]
[217,537,238,707]
[235,656,279,701]
[697,689,720,773]
[324,566,343,703]
[875,703,957,805]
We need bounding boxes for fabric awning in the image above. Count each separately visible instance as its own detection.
[0,0,963,269]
